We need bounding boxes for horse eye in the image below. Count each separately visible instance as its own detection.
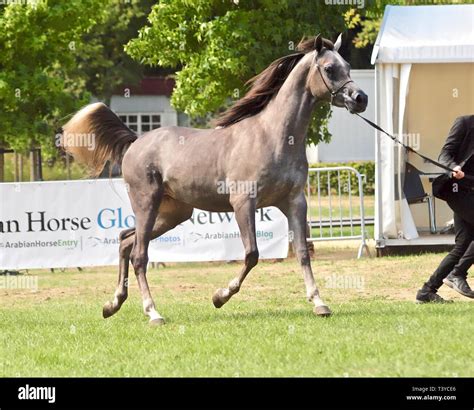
[324,66,333,74]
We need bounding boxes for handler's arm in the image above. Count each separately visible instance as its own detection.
[438,116,466,170]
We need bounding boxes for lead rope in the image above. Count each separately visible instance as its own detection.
[315,61,465,175]
[316,61,473,178]
[355,113,474,181]
[354,113,453,172]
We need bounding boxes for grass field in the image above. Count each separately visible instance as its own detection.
[1,243,473,377]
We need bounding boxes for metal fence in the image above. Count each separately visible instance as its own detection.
[306,166,371,258]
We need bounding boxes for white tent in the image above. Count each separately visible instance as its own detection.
[372,5,474,252]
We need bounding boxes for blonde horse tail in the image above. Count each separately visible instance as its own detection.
[59,102,137,177]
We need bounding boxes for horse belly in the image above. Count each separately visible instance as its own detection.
[164,179,234,212]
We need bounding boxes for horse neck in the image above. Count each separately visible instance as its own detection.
[259,53,317,151]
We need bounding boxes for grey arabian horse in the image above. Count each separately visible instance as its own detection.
[61,34,368,325]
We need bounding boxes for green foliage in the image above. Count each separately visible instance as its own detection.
[77,0,155,101]
[308,161,375,195]
[0,0,154,158]
[346,0,471,49]
[0,0,104,156]
[126,0,349,145]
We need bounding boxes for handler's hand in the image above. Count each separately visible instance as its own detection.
[452,165,465,180]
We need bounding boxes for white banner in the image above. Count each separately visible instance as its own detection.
[0,179,289,269]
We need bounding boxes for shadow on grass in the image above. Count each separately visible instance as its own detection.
[5,298,470,329]
[182,299,474,325]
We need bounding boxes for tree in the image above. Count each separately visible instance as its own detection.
[0,0,158,177]
[126,0,349,145]
[77,0,156,102]
[0,0,105,158]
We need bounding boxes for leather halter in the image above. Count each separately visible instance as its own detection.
[315,63,353,102]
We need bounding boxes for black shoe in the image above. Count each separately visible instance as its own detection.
[416,289,452,304]
[443,274,474,299]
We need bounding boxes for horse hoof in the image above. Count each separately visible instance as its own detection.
[102,302,115,319]
[212,289,226,308]
[149,318,165,326]
[313,305,332,317]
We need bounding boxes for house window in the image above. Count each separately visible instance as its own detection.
[118,114,161,134]
[141,114,161,132]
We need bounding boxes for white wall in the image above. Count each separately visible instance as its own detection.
[307,70,375,164]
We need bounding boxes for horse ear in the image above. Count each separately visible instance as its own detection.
[314,34,323,54]
[334,33,342,52]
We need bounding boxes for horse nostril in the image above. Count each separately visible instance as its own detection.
[353,92,368,105]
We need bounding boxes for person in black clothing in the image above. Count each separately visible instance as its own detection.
[416,115,474,303]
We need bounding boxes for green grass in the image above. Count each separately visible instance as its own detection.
[309,225,374,239]
[308,195,374,220]
[1,247,473,377]
[307,195,375,239]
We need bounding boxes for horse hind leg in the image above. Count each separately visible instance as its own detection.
[131,193,193,325]
[213,197,259,308]
[102,172,192,323]
[103,228,135,318]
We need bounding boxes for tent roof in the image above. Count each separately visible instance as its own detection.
[371,5,474,64]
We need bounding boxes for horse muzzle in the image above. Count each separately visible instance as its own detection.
[343,90,368,114]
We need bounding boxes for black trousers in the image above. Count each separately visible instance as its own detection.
[425,190,474,291]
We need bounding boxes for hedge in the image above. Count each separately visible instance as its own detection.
[307,161,375,196]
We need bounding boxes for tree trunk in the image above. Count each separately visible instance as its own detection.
[14,152,19,182]
[29,149,37,181]
[29,150,34,181]
[66,154,71,179]
[0,148,4,182]
[37,149,43,180]
[19,154,23,181]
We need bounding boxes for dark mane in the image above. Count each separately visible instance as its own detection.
[216,36,334,128]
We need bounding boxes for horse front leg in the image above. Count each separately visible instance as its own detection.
[212,196,259,308]
[281,192,331,317]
